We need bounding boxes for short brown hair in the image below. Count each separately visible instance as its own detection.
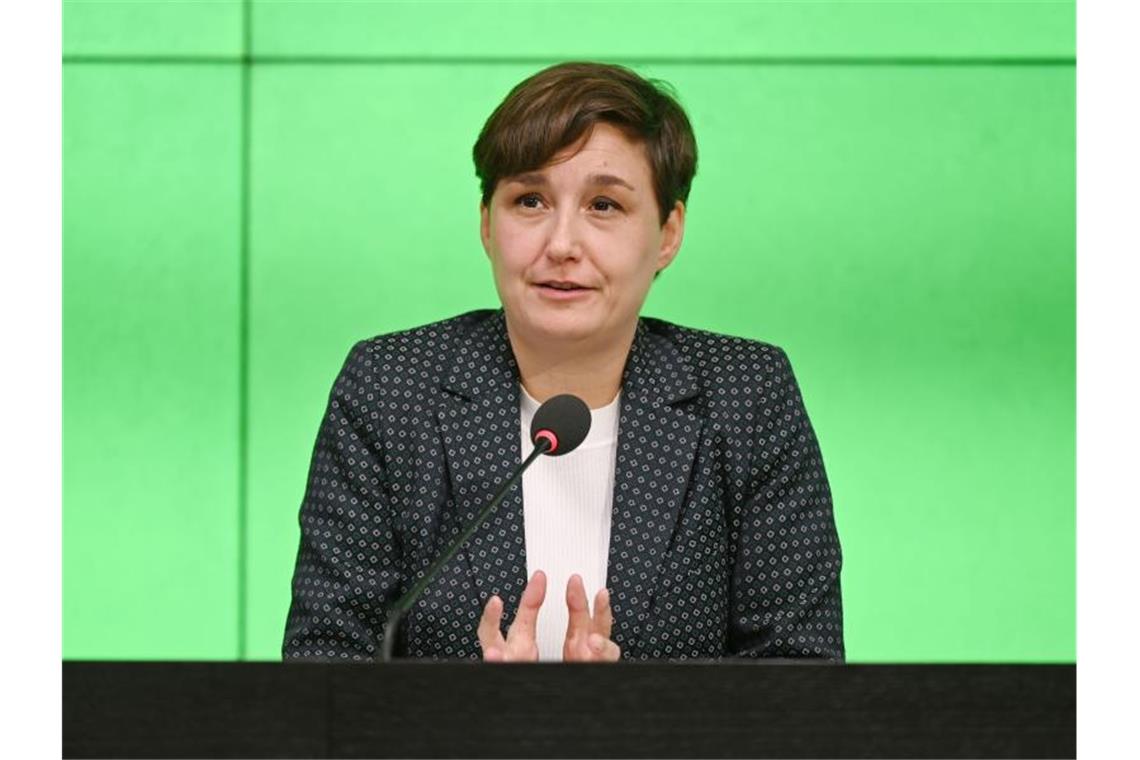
[473,61,698,228]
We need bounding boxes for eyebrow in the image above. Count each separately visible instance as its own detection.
[508,172,636,192]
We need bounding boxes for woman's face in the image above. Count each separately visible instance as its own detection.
[480,122,685,347]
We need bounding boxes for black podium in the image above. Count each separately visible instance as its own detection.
[63,661,1074,758]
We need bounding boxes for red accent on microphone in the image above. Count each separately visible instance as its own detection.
[534,430,558,453]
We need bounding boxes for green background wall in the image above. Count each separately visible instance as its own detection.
[63,0,1075,662]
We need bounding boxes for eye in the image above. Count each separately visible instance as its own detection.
[591,197,622,213]
[515,193,544,210]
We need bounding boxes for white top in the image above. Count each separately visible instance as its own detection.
[519,383,621,661]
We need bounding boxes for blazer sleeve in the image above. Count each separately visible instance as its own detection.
[282,340,403,661]
[727,347,845,661]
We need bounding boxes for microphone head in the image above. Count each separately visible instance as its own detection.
[530,394,592,456]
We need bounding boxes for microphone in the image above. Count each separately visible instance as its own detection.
[530,393,591,456]
[380,392,592,661]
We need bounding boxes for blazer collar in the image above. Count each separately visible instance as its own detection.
[436,308,705,656]
[440,309,700,406]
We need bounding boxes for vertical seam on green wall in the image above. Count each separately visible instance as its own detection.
[238,0,252,662]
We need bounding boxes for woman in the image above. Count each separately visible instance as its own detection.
[283,62,844,662]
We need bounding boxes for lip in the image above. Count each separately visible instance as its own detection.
[532,283,596,301]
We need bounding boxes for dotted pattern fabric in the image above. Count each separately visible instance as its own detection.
[282,309,844,661]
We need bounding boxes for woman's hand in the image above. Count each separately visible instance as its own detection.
[477,570,546,662]
[562,574,621,662]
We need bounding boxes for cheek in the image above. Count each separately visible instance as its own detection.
[608,231,661,280]
[490,218,538,270]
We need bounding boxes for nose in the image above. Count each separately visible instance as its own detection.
[543,206,583,264]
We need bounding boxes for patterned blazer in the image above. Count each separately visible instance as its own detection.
[282,308,845,661]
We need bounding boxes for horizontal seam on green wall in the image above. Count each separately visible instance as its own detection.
[62,55,1077,67]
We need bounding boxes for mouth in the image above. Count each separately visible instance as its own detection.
[537,283,589,291]
[533,280,596,299]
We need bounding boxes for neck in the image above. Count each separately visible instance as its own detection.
[506,317,637,410]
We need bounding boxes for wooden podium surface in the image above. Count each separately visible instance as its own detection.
[63,661,1075,758]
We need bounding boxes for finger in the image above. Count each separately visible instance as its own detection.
[508,570,547,645]
[483,646,505,663]
[564,574,592,650]
[477,595,507,653]
[564,628,594,662]
[592,587,614,640]
[589,632,622,662]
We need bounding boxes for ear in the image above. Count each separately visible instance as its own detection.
[655,200,686,274]
[479,201,492,259]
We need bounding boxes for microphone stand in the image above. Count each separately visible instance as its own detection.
[380,438,551,661]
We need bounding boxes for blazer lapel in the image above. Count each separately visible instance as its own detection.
[436,310,530,622]
[606,320,704,657]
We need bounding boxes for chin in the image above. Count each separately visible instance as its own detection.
[516,306,604,342]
